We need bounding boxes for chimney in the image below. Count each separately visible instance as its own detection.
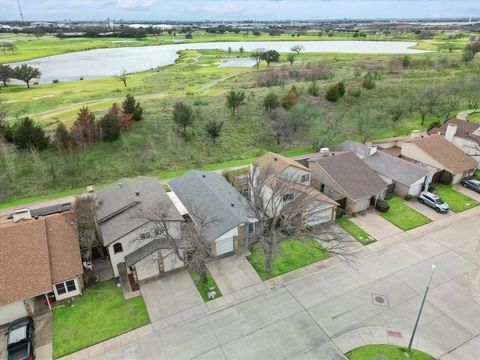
[118,182,122,188]
[444,124,457,143]
[368,145,377,156]
[319,148,329,157]
[13,209,32,222]
[411,130,421,139]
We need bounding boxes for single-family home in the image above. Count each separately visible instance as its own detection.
[0,210,83,325]
[250,152,338,226]
[95,176,185,283]
[401,134,477,184]
[306,150,388,214]
[335,140,434,196]
[429,119,480,168]
[168,170,257,256]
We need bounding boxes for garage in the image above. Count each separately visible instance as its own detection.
[0,300,28,326]
[216,237,234,256]
[304,208,333,227]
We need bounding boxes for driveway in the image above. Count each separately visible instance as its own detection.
[206,253,262,295]
[405,199,453,221]
[140,270,205,326]
[454,184,480,202]
[350,212,403,240]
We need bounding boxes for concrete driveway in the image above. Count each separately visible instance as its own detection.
[405,199,453,221]
[140,270,205,326]
[350,212,403,240]
[206,253,262,295]
[454,183,480,202]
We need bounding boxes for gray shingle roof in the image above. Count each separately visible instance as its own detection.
[124,237,187,267]
[335,141,432,186]
[310,151,388,201]
[168,170,254,240]
[96,177,182,246]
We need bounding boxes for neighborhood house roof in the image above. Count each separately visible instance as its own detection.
[0,212,83,305]
[253,152,311,177]
[96,176,183,247]
[168,170,255,240]
[429,118,480,143]
[124,237,187,267]
[309,151,388,201]
[405,134,477,174]
[335,141,432,186]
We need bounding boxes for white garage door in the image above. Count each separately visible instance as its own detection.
[216,237,234,256]
[304,209,332,227]
[408,182,423,196]
[0,300,27,325]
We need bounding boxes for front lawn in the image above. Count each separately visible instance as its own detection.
[473,170,480,181]
[247,237,330,280]
[189,271,222,302]
[53,281,149,358]
[347,345,433,360]
[435,184,479,213]
[337,216,375,245]
[381,196,432,230]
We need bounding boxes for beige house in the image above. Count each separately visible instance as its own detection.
[401,134,477,184]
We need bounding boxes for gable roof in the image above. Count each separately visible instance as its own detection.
[309,151,388,201]
[405,134,477,173]
[253,152,311,176]
[124,237,187,267]
[0,212,83,305]
[428,118,480,143]
[96,176,183,246]
[168,170,254,240]
[335,141,432,186]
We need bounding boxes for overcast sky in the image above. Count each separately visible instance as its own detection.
[1,0,479,22]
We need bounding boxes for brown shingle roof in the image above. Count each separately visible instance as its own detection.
[428,118,480,143]
[0,212,83,305]
[253,152,311,176]
[310,152,388,201]
[407,134,477,173]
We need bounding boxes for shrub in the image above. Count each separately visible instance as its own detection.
[52,79,59,83]
[325,81,345,102]
[347,85,361,97]
[307,81,320,96]
[281,85,300,109]
[375,199,390,213]
[428,184,436,192]
[335,207,346,219]
[439,171,453,185]
[79,76,84,80]
[384,192,393,200]
[33,81,39,85]
[404,194,412,201]
[362,77,376,90]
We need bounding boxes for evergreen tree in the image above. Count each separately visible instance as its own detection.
[281,86,300,109]
[204,120,224,144]
[54,122,73,152]
[12,117,49,150]
[122,93,143,121]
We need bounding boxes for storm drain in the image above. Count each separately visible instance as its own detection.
[371,293,389,307]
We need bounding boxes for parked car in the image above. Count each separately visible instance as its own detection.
[461,178,480,193]
[417,191,449,213]
[6,316,35,360]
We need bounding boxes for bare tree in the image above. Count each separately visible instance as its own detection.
[268,111,292,145]
[354,107,388,143]
[73,195,102,262]
[251,48,265,69]
[117,69,128,87]
[311,112,346,151]
[415,87,440,125]
[463,76,480,113]
[291,45,304,54]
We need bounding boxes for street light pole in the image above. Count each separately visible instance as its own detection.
[407,264,437,352]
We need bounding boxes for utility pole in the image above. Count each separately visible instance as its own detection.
[407,264,437,352]
[17,0,25,23]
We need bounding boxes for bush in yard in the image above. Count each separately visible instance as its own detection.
[439,171,453,185]
[404,194,412,201]
[428,184,436,192]
[325,81,345,102]
[375,199,390,212]
[335,207,346,219]
[281,85,300,109]
[362,77,376,90]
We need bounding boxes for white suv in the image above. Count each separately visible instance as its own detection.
[417,191,449,213]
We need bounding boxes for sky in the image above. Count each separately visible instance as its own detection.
[1,0,479,22]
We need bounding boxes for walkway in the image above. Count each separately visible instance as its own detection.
[456,109,477,121]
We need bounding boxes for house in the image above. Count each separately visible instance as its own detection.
[306,150,388,214]
[429,119,480,168]
[0,210,83,325]
[335,141,434,196]
[168,170,257,256]
[401,134,477,184]
[95,177,185,283]
[250,152,338,226]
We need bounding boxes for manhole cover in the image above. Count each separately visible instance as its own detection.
[371,293,389,307]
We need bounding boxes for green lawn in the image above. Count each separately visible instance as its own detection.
[189,271,222,302]
[347,345,433,360]
[53,281,149,358]
[473,170,480,181]
[435,184,479,213]
[337,216,375,245]
[467,111,480,122]
[247,237,330,280]
[381,196,432,230]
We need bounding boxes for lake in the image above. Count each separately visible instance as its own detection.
[9,40,428,83]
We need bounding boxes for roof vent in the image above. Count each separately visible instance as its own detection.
[202,174,206,178]
[274,157,278,161]
[118,182,122,188]
[231,203,235,207]
[319,148,329,157]
[135,191,140,196]
[86,185,96,193]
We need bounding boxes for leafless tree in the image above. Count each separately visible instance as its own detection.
[291,45,304,54]
[251,48,265,69]
[117,69,128,87]
[247,163,356,274]
[73,195,102,262]
[463,76,480,113]
[354,107,389,143]
[311,112,346,151]
[414,86,440,125]
[268,111,292,145]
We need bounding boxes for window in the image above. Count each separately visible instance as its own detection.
[113,243,123,254]
[247,223,254,234]
[283,193,294,202]
[301,174,310,183]
[55,279,77,296]
[320,184,325,193]
[66,280,76,292]
[140,232,151,240]
[154,229,161,236]
[55,282,66,295]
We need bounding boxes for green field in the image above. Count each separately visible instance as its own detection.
[0,31,479,204]
[347,345,433,360]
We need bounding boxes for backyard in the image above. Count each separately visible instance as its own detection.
[337,216,375,245]
[435,184,479,213]
[53,281,150,358]
[347,345,433,360]
[380,196,432,230]
[247,237,330,280]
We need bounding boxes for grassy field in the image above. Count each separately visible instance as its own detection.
[337,216,375,245]
[467,112,480,122]
[53,281,149,358]
[435,184,479,213]
[247,237,330,280]
[381,197,432,230]
[189,271,222,302]
[347,345,433,360]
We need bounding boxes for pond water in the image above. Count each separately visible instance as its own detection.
[9,40,428,83]
[219,58,258,68]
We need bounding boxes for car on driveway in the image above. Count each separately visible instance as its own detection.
[461,178,480,193]
[6,316,35,360]
[417,191,449,213]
